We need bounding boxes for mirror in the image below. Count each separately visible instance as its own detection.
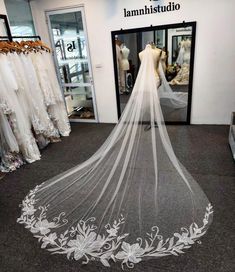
[112,22,196,124]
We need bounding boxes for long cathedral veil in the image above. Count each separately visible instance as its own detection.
[17,45,213,269]
[158,61,188,108]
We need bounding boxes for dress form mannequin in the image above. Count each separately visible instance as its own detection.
[115,39,125,94]
[160,50,167,73]
[120,45,130,71]
[120,44,130,93]
[139,44,187,109]
[139,44,162,87]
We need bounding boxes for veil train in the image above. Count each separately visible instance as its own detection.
[17,45,213,269]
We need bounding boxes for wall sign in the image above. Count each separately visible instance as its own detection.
[67,41,76,52]
[124,1,181,17]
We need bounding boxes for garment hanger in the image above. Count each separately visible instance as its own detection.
[0,39,51,54]
[0,41,20,54]
[26,41,41,53]
[28,41,41,53]
[0,44,9,54]
[10,41,25,54]
[20,40,38,54]
[35,40,51,52]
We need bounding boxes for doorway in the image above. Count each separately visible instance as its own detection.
[46,7,98,122]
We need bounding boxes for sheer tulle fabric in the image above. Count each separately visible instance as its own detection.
[18,45,213,269]
[158,62,188,108]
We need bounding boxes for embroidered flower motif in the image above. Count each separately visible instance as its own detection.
[67,232,101,260]
[174,231,194,245]
[116,242,145,264]
[41,233,57,248]
[31,219,57,235]
[17,184,213,269]
[106,227,118,237]
[22,205,36,216]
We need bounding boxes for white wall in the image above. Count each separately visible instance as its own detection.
[7,0,235,124]
[0,0,6,14]
[0,1,8,36]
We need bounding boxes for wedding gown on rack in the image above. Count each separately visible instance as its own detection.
[17,45,213,269]
[11,53,61,141]
[30,52,71,137]
[0,107,23,172]
[0,55,41,163]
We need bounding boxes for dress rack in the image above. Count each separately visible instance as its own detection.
[0,35,41,42]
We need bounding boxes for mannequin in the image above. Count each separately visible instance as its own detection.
[139,44,162,87]
[160,49,167,73]
[115,39,125,94]
[120,44,130,71]
[139,43,187,109]
[120,44,130,93]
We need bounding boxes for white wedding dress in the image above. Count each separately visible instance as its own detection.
[7,53,60,141]
[0,107,23,172]
[171,39,191,85]
[18,45,213,269]
[0,55,41,163]
[30,52,71,137]
[0,48,71,171]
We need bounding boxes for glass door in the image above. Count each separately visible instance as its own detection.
[46,7,98,122]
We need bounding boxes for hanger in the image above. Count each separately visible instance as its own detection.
[0,41,21,54]
[0,39,51,54]
[35,40,51,52]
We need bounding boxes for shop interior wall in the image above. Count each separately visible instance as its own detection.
[0,0,7,15]
[1,0,235,124]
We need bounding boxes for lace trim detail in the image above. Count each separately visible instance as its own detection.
[17,185,213,269]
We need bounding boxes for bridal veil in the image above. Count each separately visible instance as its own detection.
[17,45,213,269]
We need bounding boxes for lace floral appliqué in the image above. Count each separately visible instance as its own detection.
[17,185,213,269]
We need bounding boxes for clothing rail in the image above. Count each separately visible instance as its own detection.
[0,35,41,41]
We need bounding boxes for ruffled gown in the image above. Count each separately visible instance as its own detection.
[30,52,71,137]
[0,55,41,163]
[0,107,23,172]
